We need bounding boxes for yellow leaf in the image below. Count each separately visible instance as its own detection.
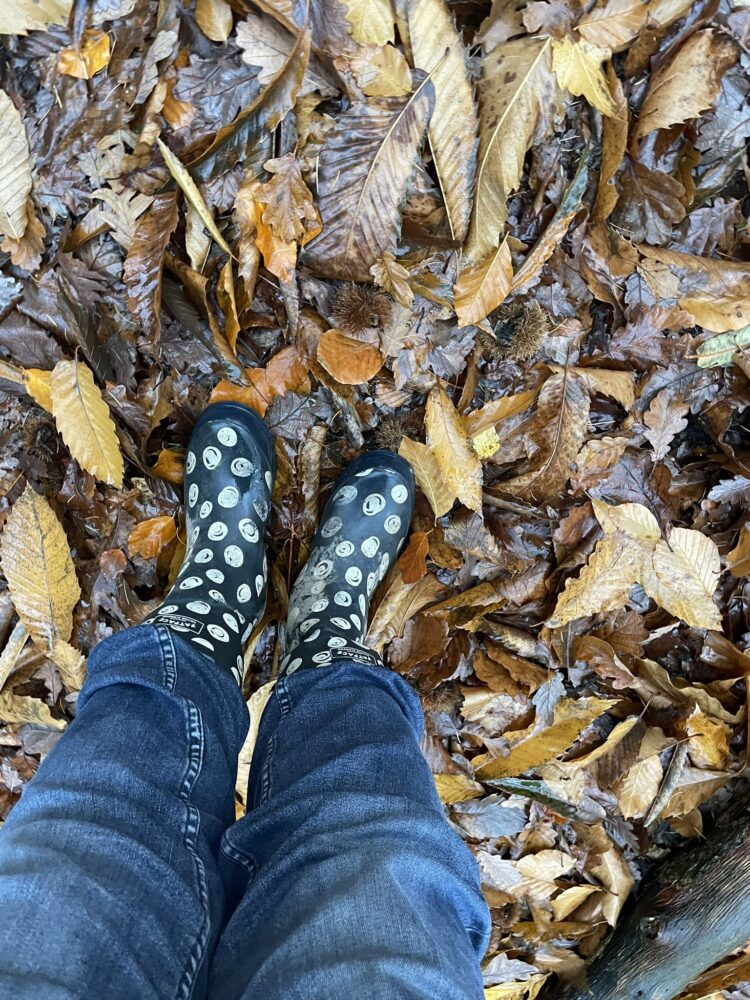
[615,727,670,819]
[684,707,732,770]
[50,358,124,487]
[634,29,737,140]
[196,0,233,42]
[0,690,65,730]
[57,28,111,79]
[426,385,483,513]
[552,885,601,920]
[484,975,549,1000]
[156,138,233,258]
[589,842,633,925]
[399,0,478,242]
[516,848,576,900]
[398,437,456,519]
[552,37,617,116]
[0,89,33,241]
[0,620,28,692]
[0,486,80,655]
[433,773,484,804]
[454,237,513,326]
[342,0,394,45]
[474,697,617,780]
[52,639,87,692]
[350,44,412,97]
[462,390,537,436]
[593,498,661,541]
[663,766,729,818]
[465,37,556,264]
[643,528,722,631]
[0,0,72,34]
[727,525,750,578]
[236,679,277,808]
[24,368,53,412]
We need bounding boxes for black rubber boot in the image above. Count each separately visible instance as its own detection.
[280,450,415,674]
[142,402,275,683]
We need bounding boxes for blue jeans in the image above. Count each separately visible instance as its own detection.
[0,625,489,998]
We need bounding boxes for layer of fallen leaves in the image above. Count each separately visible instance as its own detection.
[0,0,749,997]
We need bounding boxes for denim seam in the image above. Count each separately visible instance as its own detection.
[220,838,257,876]
[160,629,213,1000]
[257,678,293,806]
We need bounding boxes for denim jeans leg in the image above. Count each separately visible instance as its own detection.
[210,662,490,999]
[0,624,249,1000]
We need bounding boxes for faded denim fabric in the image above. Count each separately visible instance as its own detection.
[0,624,489,999]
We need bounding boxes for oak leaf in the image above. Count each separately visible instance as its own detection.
[258,154,321,246]
[643,388,689,461]
[50,358,124,487]
[0,486,80,655]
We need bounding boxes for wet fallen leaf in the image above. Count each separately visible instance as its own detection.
[128,516,178,560]
[0,90,32,241]
[58,29,111,80]
[426,385,483,513]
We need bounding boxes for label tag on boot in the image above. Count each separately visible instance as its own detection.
[152,614,205,635]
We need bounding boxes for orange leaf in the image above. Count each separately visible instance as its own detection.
[210,346,308,416]
[399,531,430,583]
[317,329,384,385]
[58,29,111,79]
[128,516,177,559]
[150,448,185,484]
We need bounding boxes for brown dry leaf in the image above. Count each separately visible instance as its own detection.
[258,154,321,247]
[637,658,738,724]
[426,385,483,513]
[642,388,689,462]
[474,697,617,780]
[50,358,124,488]
[551,38,616,117]
[211,349,307,416]
[317,329,384,385]
[370,253,414,308]
[643,527,722,632]
[2,202,45,271]
[465,36,557,264]
[0,90,33,241]
[398,437,455,518]
[151,449,185,484]
[662,766,730,819]
[57,28,111,79]
[593,66,628,221]
[0,621,28,691]
[342,0,394,45]
[304,80,434,280]
[399,530,430,584]
[501,370,589,502]
[123,192,179,350]
[484,975,549,1000]
[552,885,601,921]
[634,29,737,140]
[516,848,576,901]
[454,237,512,327]
[350,44,412,97]
[589,842,634,926]
[727,525,750,578]
[639,245,750,333]
[128,516,178,560]
[553,366,635,410]
[398,0,478,243]
[156,138,233,257]
[217,260,240,351]
[577,0,648,51]
[615,727,671,820]
[367,572,444,651]
[0,486,80,655]
[196,0,233,42]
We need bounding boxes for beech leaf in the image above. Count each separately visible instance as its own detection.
[398,437,455,518]
[317,329,384,384]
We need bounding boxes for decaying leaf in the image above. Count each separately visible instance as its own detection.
[0,90,32,241]
[123,192,179,349]
[50,359,124,488]
[350,44,412,98]
[634,30,737,140]
[426,385,483,513]
[304,81,435,280]
[0,487,80,654]
[196,0,233,42]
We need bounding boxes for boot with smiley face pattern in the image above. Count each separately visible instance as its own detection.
[280,450,415,674]
[142,402,275,682]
